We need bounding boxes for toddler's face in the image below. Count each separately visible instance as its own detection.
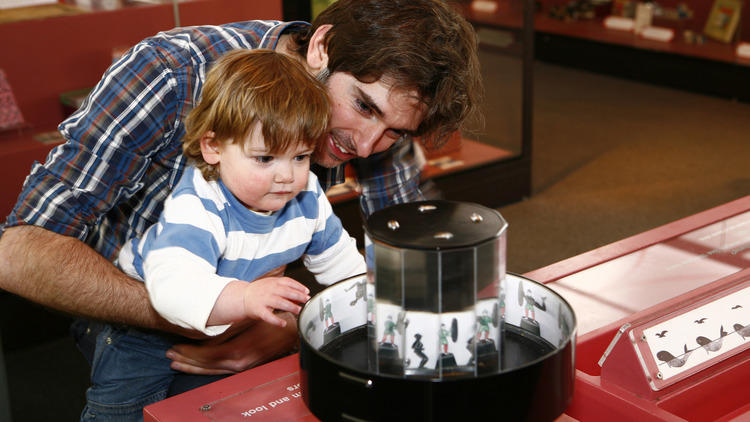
[213,123,313,212]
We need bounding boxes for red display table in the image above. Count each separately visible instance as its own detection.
[530,195,750,422]
[145,195,750,421]
[143,354,313,422]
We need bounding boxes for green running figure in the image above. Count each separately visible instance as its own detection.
[477,309,492,340]
[440,323,449,353]
[324,298,334,328]
[381,315,396,344]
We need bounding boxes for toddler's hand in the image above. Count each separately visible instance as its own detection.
[243,277,310,327]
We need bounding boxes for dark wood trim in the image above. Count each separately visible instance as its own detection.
[535,31,750,103]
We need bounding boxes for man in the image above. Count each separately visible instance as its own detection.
[0,0,481,390]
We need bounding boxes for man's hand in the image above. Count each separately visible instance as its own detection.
[167,311,299,375]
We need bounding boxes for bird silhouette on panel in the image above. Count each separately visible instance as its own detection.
[696,325,728,353]
[731,305,743,310]
[655,330,668,338]
[694,318,707,324]
[733,323,750,340]
[657,344,692,368]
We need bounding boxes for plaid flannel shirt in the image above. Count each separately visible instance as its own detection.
[4,20,423,260]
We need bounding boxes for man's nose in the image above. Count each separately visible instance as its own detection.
[355,123,389,158]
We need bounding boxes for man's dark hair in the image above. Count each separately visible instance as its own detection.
[293,0,483,148]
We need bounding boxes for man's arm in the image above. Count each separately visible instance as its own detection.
[0,41,187,328]
[0,225,301,373]
[0,225,188,335]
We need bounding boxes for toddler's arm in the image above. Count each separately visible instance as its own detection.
[208,277,310,328]
[304,179,366,284]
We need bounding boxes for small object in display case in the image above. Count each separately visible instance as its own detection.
[0,69,25,131]
[737,42,750,59]
[471,0,498,13]
[653,2,693,20]
[33,130,64,145]
[683,29,707,44]
[0,0,55,9]
[611,0,636,18]
[703,0,743,43]
[311,0,337,19]
[603,15,635,31]
[548,0,597,21]
[633,2,654,34]
[640,26,674,42]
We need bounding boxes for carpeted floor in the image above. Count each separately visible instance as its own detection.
[3,61,749,421]
[500,61,750,274]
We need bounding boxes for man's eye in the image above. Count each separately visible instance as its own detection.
[294,154,311,162]
[386,129,404,140]
[254,156,273,164]
[356,99,372,114]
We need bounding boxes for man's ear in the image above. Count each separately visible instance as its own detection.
[306,24,332,73]
[200,131,221,165]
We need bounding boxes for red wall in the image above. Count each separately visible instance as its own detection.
[0,0,282,216]
[0,0,283,129]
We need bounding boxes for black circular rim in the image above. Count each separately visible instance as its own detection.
[297,273,578,382]
[365,200,508,250]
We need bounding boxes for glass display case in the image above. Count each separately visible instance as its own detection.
[452,0,534,168]
[532,0,750,102]
[446,0,535,208]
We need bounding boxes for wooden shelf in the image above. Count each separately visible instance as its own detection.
[329,139,529,248]
[458,0,750,72]
[326,139,517,206]
[455,0,526,30]
[535,14,750,67]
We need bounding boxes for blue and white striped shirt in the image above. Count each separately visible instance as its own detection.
[118,166,365,335]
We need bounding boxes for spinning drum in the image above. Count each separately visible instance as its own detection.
[298,201,576,421]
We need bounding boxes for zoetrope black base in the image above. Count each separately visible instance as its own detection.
[301,324,574,422]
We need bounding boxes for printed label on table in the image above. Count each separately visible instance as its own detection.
[202,372,311,421]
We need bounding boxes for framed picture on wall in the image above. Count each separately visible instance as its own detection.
[703,0,743,43]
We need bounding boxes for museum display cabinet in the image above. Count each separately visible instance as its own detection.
[455,0,750,101]
[530,0,750,101]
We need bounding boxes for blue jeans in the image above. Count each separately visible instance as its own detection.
[78,322,174,421]
[72,320,227,422]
